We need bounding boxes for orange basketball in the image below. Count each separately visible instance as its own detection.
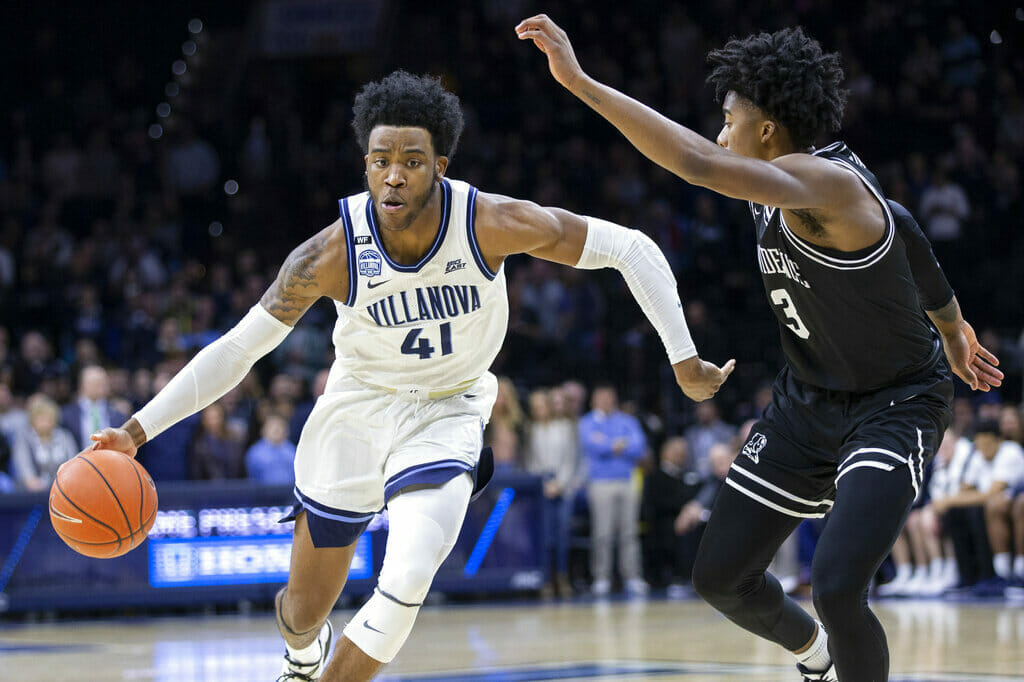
[48,449,159,558]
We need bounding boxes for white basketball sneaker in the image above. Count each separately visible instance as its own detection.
[278,620,333,681]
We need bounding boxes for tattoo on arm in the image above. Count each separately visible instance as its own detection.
[260,232,328,323]
[926,296,961,334]
[930,298,959,324]
[582,88,601,105]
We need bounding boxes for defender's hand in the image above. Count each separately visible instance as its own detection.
[941,320,1002,391]
[673,356,735,402]
[515,14,585,92]
[90,427,139,459]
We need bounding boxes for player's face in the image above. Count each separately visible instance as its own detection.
[365,126,448,232]
[716,91,772,160]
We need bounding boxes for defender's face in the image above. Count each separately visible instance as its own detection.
[365,126,447,232]
[716,91,769,159]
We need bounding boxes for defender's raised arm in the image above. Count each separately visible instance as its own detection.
[515,15,856,212]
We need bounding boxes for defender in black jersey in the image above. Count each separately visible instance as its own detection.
[520,17,1004,682]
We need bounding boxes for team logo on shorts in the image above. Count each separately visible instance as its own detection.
[358,250,382,277]
[742,432,767,463]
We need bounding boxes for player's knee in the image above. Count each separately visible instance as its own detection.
[378,558,441,605]
[811,570,862,623]
[279,585,332,635]
[692,550,741,607]
[377,513,449,605]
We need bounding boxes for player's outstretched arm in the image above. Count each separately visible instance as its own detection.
[927,299,1002,392]
[515,15,851,210]
[473,192,734,401]
[887,200,1003,392]
[91,223,350,456]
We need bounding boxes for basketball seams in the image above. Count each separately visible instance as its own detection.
[49,450,159,558]
[80,454,135,547]
[130,460,145,544]
[53,477,124,554]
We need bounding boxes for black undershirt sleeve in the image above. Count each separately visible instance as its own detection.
[887,199,955,311]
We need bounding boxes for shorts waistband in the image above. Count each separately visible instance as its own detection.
[359,376,479,400]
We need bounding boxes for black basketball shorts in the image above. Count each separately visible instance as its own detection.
[729,362,954,518]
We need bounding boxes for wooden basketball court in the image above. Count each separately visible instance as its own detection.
[1,597,1022,681]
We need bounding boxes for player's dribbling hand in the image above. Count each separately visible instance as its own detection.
[89,427,139,459]
[673,356,736,402]
[941,320,1003,392]
[515,15,584,92]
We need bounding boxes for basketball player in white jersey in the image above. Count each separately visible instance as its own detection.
[90,70,734,682]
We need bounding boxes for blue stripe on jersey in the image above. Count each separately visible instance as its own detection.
[339,197,358,306]
[465,186,498,280]
[364,179,452,273]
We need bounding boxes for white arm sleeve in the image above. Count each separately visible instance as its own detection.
[132,304,293,440]
[576,216,697,364]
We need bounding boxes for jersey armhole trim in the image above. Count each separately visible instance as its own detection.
[777,159,895,270]
[339,197,358,306]
[466,186,498,281]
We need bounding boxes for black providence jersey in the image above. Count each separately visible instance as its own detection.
[751,142,941,392]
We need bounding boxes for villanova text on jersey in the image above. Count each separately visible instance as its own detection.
[331,178,510,392]
[365,285,483,327]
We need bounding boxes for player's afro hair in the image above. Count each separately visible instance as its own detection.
[706,27,847,149]
[352,70,464,158]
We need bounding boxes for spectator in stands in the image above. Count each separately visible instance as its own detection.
[919,165,969,244]
[289,368,329,445]
[560,379,587,419]
[642,436,703,595]
[580,384,648,596]
[1011,480,1024,594]
[977,418,1024,590]
[246,413,296,485]
[485,376,525,471]
[0,382,28,440]
[134,370,199,482]
[525,387,580,598]
[674,442,735,539]
[12,331,66,396]
[1000,405,1023,445]
[187,403,245,481]
[684,400,735,476]
[11,394,78,491]
[0,429,15,493]
[60,365,127,449]
[933,420,1024,592]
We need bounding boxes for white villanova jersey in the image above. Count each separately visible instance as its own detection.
[330,178,509,392]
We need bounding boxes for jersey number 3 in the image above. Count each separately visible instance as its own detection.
[401,322,454,359]
[770,288,811,339]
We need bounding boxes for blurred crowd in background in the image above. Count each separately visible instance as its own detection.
[0,1,1022,599]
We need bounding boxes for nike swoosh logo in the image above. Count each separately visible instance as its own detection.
[366,280,390,289]
[363,619,386,634]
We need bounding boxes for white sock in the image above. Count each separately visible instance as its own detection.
[794,621,831,671]
[1013,555,1024,580]
[994,553,1012,579]
[929,557,945,579]
[894,563,912,582]
[286,631,322,662]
